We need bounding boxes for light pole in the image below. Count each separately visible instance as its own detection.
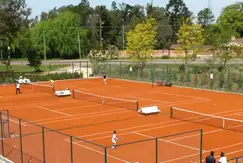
[122,19,125,51]
[97,14,103,48]
[7,46,10,66]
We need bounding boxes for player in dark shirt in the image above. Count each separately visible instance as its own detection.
[205,151,216,163]
[103,74,107,85]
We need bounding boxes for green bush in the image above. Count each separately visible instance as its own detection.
[162,55,170,59]
[0,72,83,84]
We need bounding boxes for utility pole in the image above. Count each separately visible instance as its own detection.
[98,15,103,48]
[43,30,46,60]
[122,19,125,51]
[208,0,212,11]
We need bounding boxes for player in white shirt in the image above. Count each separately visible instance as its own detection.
[103,74,107,85]
[16,82,21,95]
[218,152,227,163]
[111,130,122,150]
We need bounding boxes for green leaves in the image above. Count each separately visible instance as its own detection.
[197,8,215,27]
[30,11,88,59]
[166,0,193,42]
[126,18,157,67]
[217,2,243,37]
[176,21,205,63]
[27,48,42,72]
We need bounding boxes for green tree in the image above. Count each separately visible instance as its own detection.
[217,2,243,37]
[197,8,215,27]
[150,6,173,50]
[0,0,31,67]
[216,36,243,72]
[176,19,205,77]
[126,18,157,69]
[166,0,193,42]
[27,48,42,72]
[88,45,119,74]
[30,11,88,59]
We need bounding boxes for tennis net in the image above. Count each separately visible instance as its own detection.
[73,90,139,111]
[170,106,243,133]
[21,83,55,94]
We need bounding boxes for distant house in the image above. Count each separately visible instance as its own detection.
[118,37,243,58]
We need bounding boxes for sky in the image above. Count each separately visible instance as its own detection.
[26,0,240,20]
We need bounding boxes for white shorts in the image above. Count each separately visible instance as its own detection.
[112,140,116,144]
[104,79,106,82]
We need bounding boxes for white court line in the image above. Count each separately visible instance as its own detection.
[56,104,102,111]
[65,140,130,163]
[7,98,79,110]
[38,110,133,125]
[127,96,169,104]
[133,132,204,152]
[163,149,243,163]
[192,149,243,163]
[4,116,26,126]
[31,108,127,123]
[166,129,223,142]
[234,113,243,117]
[69,125,243,163]
[156,99,209,108]
[72,127,220,144]
[35,106,72,117]
[152,91,211,101]
[74,121,221,143]
[76,107,243,139]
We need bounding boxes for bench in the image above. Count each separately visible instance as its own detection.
[54,90,71,97]
[138,106,160,115]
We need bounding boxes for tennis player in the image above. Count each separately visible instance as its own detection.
[218,152,227,163]
[111,130,122,150]
[205,151,216,163]
[16,81,21,95]
[103,74,107,85]
[50,79,54,86]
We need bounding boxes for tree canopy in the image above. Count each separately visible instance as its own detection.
[126,18,157,68]
[0,0,242,60]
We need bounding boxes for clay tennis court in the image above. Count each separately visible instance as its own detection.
[0,78,243,163]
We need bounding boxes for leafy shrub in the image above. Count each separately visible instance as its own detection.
[162,55,170,59]
[0,72,83,84]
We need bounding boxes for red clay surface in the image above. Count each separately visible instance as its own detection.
[0,78,243,163]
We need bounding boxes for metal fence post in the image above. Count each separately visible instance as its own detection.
[87,61,89,78]
[166,65,169,82]
[104,147,107,163]
[228,68,230,91]
[48,63,51,73]
[0,112,4,156]
[70,136,73,163]
[79,61,82,77]
[119,61,121,78]
[109,62,111,76]
[170,107,173,118]
[6,110,10,138]
[19,119,24,163]
[152,64,154,87]
[42,127,46,163]
[200,129,203,163]
[155,138,158,163]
